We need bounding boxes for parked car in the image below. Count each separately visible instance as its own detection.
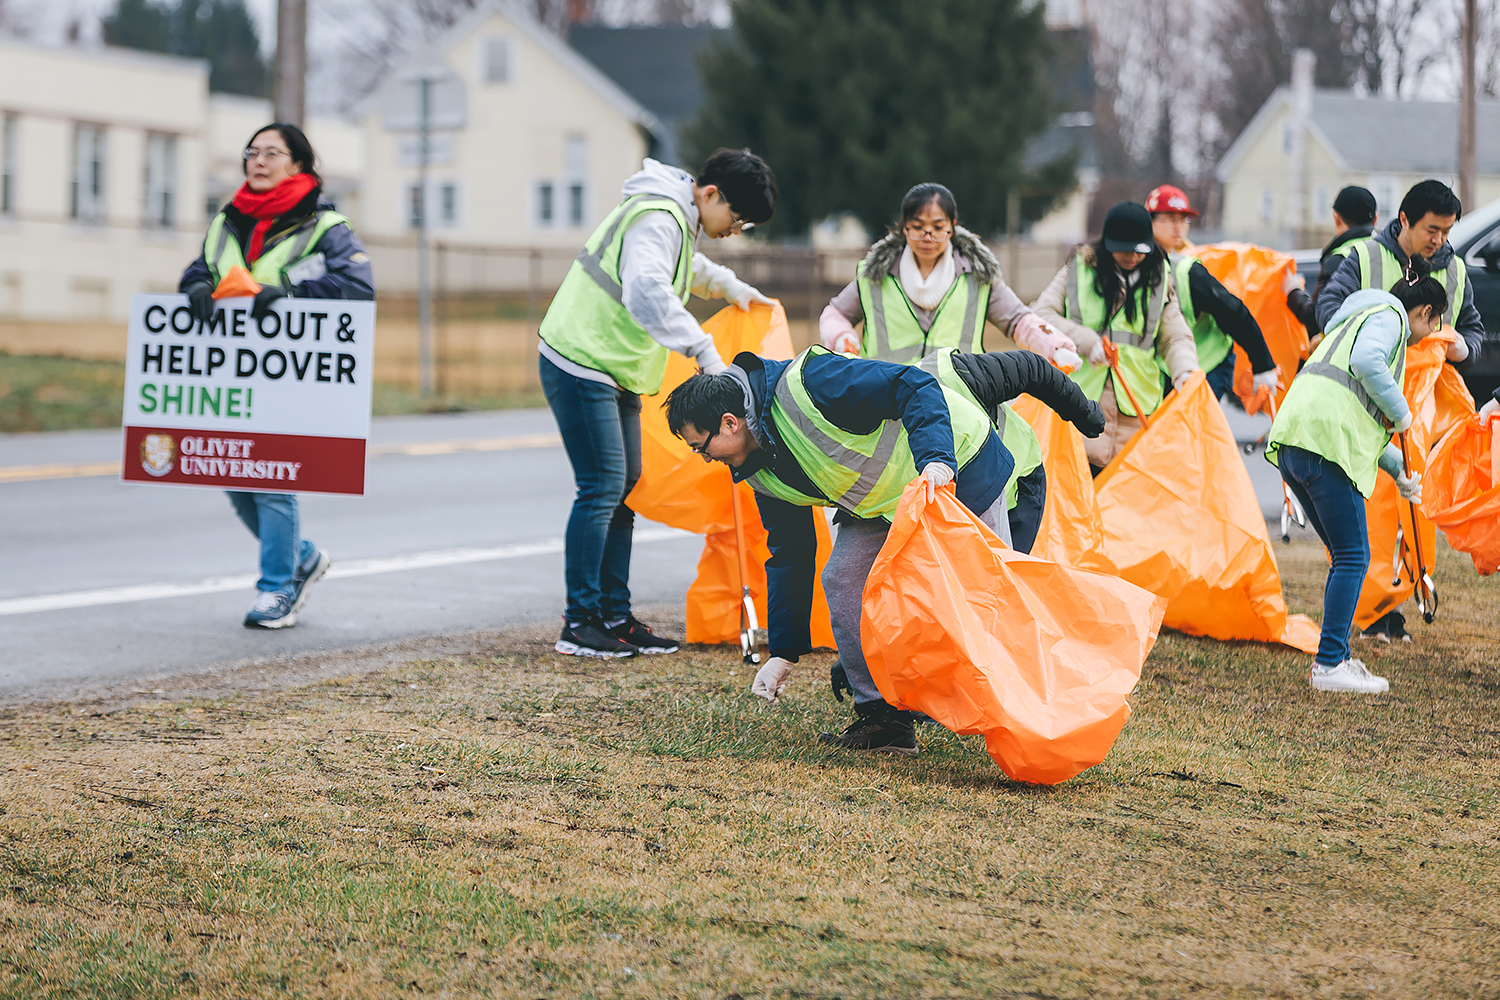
[1293,197,1500,403]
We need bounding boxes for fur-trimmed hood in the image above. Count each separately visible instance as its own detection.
[860,226,1000,286]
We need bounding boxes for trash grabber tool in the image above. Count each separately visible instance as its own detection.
[1390,523,1406,588]
[1397,431,1438,623]
[1101,337,1151,431]
[729,478,761,665]
[1265,393,1306,542]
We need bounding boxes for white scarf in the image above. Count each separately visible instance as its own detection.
[898,245,956,311]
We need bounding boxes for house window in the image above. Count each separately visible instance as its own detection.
[1260,189,1275,223]
[483,37,512,83]
[72,124,106,222]
[569,184,584,227]
[537,182,554,226]
[440,183,457,225]
[1314,184,1329,221]
[408,184,424,228]
[1280,120,1293,155]
[564,135,586,227]
[1,114,15,216]
[143,133,176,228]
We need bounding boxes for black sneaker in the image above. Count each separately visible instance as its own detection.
[819,701,918,755]
[1362,610,1411,644]
[606,615,679,654]
[556,617,637,658]
[290,548,331,615]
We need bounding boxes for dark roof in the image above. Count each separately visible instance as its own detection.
[567,24,729,162]
[1309,90,1500,174]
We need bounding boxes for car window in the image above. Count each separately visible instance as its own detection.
[1464,222,1500,267]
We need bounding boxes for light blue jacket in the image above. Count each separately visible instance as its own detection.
[1323,288,1411,479]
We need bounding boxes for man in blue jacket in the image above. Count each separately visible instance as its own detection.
[664,347,1014,754]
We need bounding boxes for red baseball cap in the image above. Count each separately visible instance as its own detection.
[1145,184,1199,217]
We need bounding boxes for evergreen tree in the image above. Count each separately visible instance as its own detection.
[684,0,1076,237]
[101,0,170,51]
[102,0,268,97]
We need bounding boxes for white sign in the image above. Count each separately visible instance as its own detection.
[121,294,376,495]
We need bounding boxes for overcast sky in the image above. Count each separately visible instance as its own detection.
[16,0,277,51]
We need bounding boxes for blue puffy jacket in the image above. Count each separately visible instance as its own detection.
[730,350,1012,660]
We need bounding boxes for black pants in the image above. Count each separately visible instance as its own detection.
[1008,464,1047,554]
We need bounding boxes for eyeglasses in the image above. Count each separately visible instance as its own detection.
[243,147,291,163]
[688,427,719,457]
[903,223,952,242]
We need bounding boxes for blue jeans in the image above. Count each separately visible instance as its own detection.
[227,492,315,597]
[1276,446,1369,667]
[539,353,642,623]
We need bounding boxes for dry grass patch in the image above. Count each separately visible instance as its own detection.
[1,540,1498,999]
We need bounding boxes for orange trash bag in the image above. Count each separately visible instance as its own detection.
[1189,243,1309,415]
[1424,412,1500,575]
[212,265,261,299]
[1352,330,1469,628]
[861,480,1167,785]
[1094,372,1320,652]
[1009,394,1115,573]
[628,301,834,646]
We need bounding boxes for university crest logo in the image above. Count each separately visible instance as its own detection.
[140,434,176,477]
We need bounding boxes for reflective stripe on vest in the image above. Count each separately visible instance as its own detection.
[1267,298,1406,497]
[1064,256,1168,416]
[756,346,993,517]
[1353,238,1464,327]
[534,194,694,394]
[1170,253,1234,372]
[204,209,350,290]
[857,266,988,362]
[1299,302,1407,429]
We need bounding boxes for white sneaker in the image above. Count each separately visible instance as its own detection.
[1310,659,1389,694]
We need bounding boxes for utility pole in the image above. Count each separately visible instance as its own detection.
[1460,0,1478,211]
[273,0,307,126]
[418,75,434,398]
[1287,49,1315,249]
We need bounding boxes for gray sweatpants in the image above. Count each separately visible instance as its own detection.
[824,496,1012,705]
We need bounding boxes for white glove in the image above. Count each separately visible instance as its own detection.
[1052,346,1081,373]
[1393,410,1413,434]
[1447,338,1470,362]
[831,330,861,355]
[1480,398,1500,418]
[921,461,955,503]
[1396,470,1422,503]
[1087,340,1109,367]
[724,275,773,311]
[1172,370,1200,394]
[1252,368,1281,393]
[750,656,794,701]
[1281,272,1305,295]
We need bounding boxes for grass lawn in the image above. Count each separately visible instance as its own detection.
[0,353,542,434]
[1,545,1498,998]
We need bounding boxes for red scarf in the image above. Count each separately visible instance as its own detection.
[230,173,319,264]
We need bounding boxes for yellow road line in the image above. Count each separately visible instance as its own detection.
[0,433,563,484]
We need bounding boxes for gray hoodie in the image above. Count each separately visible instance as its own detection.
[541,159,743,387]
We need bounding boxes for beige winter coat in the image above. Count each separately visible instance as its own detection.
[1031,245,1200,383]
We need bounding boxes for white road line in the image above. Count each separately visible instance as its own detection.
[0,527,694,617]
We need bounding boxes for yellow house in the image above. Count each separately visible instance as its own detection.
[1217,87,1500,249]
[357,0,665,287]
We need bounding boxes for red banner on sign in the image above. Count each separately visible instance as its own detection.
[121,426,366,495]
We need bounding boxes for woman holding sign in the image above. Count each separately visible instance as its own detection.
[178,122,375,629]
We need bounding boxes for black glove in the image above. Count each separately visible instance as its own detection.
[185,282,215,323]
[830,660,851,703]
[250,285,286,321]
[1074,399,1107,439]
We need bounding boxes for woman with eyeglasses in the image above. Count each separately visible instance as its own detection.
[819,183,1076,367]
[177,122,374,629]
[1032,202,1199,473]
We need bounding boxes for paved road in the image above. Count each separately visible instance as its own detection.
[0,402,1291,699]
[0,410,701,695]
